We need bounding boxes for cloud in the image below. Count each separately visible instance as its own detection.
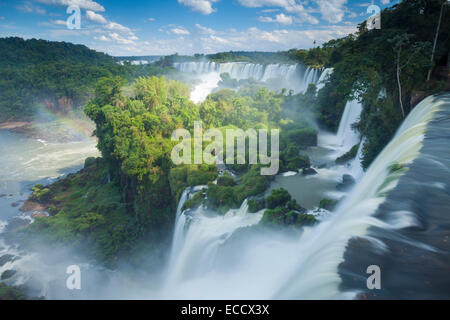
[94,35,111,41]
[106,22,131,33]
[17,2,47,15]
[107,32,135,44]
[259,13,293,25]
[86,10,107,24]
[35,0,105,12]
[0,17,4,20]
[171,27,190,35]
[195,24,216,34]
[238,0,290,7]
[239,0,349,25]
[177,0,219,15]
[315,0,347,23]
[147,18,155,22]
[50,19,67,25]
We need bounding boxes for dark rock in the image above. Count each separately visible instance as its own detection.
[336,174,356,191]
[0,254,17,267]
[302,168,318,176]
[4,217,29,233]
[11,202,20,207]
[1,269,17,280]
[0,194,6,198]
[343,174,355,184]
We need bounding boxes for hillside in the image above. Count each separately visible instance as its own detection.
[0,38,173,122]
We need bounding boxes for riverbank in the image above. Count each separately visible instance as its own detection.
[0,122,31,130]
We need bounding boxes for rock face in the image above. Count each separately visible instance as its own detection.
[302,168,318,176]
[336,174,356,191]
[1,269,17,280]
[0,254,17,267]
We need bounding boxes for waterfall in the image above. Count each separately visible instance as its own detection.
[335,99,363,152]
[164,199,264,297]
[163,94,446,299]
[173,61,321,103]
[275,94,445,299]
[316,68,333,92]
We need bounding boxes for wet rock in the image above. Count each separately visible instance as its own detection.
[1,269,17,280]
[4,217,30,233]
[302,168,318,176]
[11,202,20,207]
[0,194,6,198]
[336,174,356,191]
[0,254,17,267]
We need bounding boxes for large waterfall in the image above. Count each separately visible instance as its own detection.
[163,93,449,299]
[173,61,321,103]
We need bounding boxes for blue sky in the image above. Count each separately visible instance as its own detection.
[0,0,398,56]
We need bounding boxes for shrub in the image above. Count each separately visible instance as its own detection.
[217,173,235,187]
[319,198,338,211]
[285,128,317,148]
[247,199,265,213]
[265,188,291,210]
[84,157,97,168]
[336,143,359,164]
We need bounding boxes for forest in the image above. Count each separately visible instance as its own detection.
[0,37,174,122]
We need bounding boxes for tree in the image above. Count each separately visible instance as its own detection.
[388,34,430,118]
[427,0,447,81]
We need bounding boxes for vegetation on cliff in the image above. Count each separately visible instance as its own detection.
[16,72,318,265]
[314,0,449,168]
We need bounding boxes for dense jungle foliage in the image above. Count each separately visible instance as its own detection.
[16,74,317,265]
[0,37,174,122]
[314,0,450,168]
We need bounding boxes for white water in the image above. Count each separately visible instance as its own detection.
[318,97,363,171]
[163,95,442,299]
[316,68,333,92]
[174,61,321,103]
[0,129,99,294]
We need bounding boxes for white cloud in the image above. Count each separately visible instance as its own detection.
[86,10,107,24]
[17,3,47,15]
[195,24,216,34]
[50,19,67,25]
[177,0,219,15]
[239,0,349,25]
[238,0,290,7]
[147,17,155,22]
[381,0,390,4]
[108,32,135,44]
[35,0,105,12]
[315,0,347,23]
[106,22,131,33]
[171,27,190,35]
[94,35,111,41]
[259,13,293,25]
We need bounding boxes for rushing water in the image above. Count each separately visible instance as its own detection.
[162,94,448,299]
[0,127,99,297]
[174,61,321,103]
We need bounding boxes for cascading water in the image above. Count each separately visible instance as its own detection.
[173,61,321,103]
[335,99,363,153]
[275,94,446,299]
[163,94,447,299]
[316,68,333,92]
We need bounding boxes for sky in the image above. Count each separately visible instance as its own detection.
[0,0,398,56]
